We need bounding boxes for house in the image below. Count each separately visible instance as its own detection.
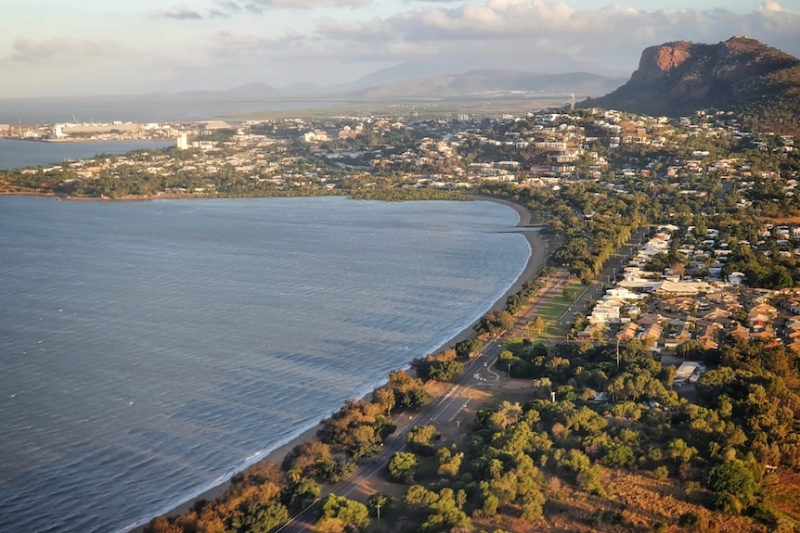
[641,322,662,341]
[729,323,750,341]
[748,303,778,321]
[617,323,639,341]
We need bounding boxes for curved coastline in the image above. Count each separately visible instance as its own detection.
[125,197,546,533]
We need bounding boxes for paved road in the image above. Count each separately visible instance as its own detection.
[278,230,650,532]
[275,273,570,531]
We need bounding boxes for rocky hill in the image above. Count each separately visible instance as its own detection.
[336,70,625,101]
[584,37,800,133]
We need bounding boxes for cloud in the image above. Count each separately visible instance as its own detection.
[212,30,308,54]
[154,8,205,20]
[759,0,785,12]
[12,38,132,64]
[216,0,370,13]
[313,0,800,64]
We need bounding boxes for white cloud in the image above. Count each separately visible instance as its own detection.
[314,0,800,62]
[6,0,800,97]
[222,0,371,13]
[151,8,205,20]
[759,0,785,12]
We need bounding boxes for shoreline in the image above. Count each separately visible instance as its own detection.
[1,137,173,144]
[116,195,547,533]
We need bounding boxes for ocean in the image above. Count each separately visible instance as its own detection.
[0,196,530,533]
[0,139,175,171]
[0,99,339,126]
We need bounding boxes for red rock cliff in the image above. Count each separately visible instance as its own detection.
[630,42,693,84]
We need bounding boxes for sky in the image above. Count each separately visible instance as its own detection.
[1,0,799,98]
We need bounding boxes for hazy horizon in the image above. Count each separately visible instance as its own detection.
[3,1,800,100]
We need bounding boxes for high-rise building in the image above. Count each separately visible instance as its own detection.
[176,133,188,150]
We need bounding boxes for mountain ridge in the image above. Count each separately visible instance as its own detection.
[134,70,625,103]
[334,69,625,101]
[583,36,800,133]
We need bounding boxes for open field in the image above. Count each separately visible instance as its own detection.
[526,278,586,338]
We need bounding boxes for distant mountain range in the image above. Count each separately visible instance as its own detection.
[335,70,625,100]
[583,36,800,134]
[157,69,624,103]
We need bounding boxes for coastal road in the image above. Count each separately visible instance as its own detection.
[275,273,568,532]
[274,344,501,532]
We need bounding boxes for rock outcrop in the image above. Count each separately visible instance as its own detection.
[630,42,693,85]
[583,37,800,133]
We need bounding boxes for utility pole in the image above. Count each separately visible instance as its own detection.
[616,339,620,368]
[375,501,382,521]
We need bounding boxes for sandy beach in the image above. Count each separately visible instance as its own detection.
[128,196,546,533]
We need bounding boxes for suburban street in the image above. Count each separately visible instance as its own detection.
[557,227,649,330]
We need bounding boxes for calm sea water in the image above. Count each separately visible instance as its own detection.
[0,99,339,125]
[0,196,530,533]
[0,139,175,171]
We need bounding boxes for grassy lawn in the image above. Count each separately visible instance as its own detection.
[526,279,588,339]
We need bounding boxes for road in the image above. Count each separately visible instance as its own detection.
[557,227,649,330]
[275,342,502,532]
[276,229,649,530]
[275,271,570,532]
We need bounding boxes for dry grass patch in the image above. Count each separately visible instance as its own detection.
[760,216,800,225]
[479,382,533,409]
[607,471,765,533]
[763,471,800,525]
[474,470,769,532]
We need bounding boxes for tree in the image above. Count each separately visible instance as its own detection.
[372,386,395,416]
[282,478,320,512]
[532,377,553,399]
[387,452,418,483]
[421,488,472,532]
[475,310,514,335]
[667,438,698,465]
[282,441,334,480]
[427,360,465,382]
[404,485,439,510]
[521,486,545,522]
[474,483,500,518]
[367,493,390,519]
[532,316,547,335]
[317,494,370,532]
[487,401,523,431]
[407,425,438,455]
[437,447,464,477]
[455,338,484,358]
[708,460,760,511]
[231,502,289,533]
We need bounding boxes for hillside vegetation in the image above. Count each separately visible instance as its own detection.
[584,37,800,134]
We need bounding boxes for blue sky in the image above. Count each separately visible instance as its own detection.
[1,0,799,98]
